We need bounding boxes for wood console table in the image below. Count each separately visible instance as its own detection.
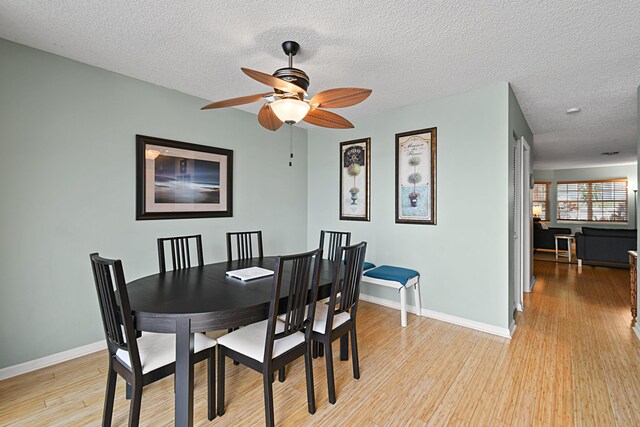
[629,250,637,322]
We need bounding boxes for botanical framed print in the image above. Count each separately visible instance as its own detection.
[340,138,371,221]
[395,128,436,224]
[136,135,233,220]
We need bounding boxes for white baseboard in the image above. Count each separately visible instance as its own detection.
[509,320,517,337]
[359,293,512,339]
[528,276,537,292]
[0,340,105,381]
[633,324,640,341]
[3,293,517,380]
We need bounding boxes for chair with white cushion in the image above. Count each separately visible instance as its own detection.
[89,253,216,426]
[157,234,204,273]
[312,241,367,404]
[216,248,322,427]
[226,230,263,262]
[319,230,351,264]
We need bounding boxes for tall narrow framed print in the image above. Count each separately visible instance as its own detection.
[136,135,233,220]
[340,138,371,221]
[395,128,436,224]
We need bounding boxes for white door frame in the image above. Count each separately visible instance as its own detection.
[514,137,532,312]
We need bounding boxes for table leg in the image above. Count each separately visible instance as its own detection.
[175,318,194,427]
[555,237,559,260]
[340,335,349,361]
[568,238,572,262]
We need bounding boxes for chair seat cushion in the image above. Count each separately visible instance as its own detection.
[217,319,305,363]
[313,302,350,333]
[116,332,216,375]
[363,265,419,285]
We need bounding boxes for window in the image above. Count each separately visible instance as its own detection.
[556,179,628,222]
[532,182,550,221]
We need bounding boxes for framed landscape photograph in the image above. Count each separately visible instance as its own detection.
[340,138,371,221]
[395,128,436,224]
[136,135,233,220]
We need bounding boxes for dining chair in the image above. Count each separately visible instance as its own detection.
[226,230,263,262]
[89,253,216,426]
[216,248,322,427]
[319,230,351,264]
[157,234,204,273]
[311,241,367,404]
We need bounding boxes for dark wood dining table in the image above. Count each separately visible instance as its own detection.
[126,256,339,427]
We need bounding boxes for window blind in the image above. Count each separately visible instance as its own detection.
[532,182,550,221]
[556,179,628,222]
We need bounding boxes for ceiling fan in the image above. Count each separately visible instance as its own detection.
[201,41,372,131]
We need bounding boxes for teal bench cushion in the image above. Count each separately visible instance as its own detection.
[363,265,419,286]
[363,261,376,271]
[342,260,376,270]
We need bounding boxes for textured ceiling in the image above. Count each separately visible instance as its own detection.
[1,1,639,169]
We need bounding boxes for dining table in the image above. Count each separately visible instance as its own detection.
[126,256,344,427]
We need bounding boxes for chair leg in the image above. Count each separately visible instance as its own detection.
[318,342,324,357]
[102,363,117,427]
[217,347,225,416]
[304,343,316,414]
[125,382,132,399]
[312,341,318,358]
[350,326,360,380]
[229,328,240,365]
[208,347,215,421]
[278,366,286,383]
[324,340,337,404]
[128,381,143,427]
[263,371,275,427]
[340,335,349,361]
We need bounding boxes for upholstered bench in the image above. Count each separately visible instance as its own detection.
[361,265,421,327]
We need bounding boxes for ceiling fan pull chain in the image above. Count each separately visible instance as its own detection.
[289,124,294,167]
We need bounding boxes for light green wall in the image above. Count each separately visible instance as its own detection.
[533,164,637,234]
[0,39,309,369]
[508,85,534,323]
[306,83,511,330]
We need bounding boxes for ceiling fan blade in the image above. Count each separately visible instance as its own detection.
[309,88,372,109]
[242,68,306,95]
[201,93,272,110]
[258,103,284,131]
[303,109,354,129]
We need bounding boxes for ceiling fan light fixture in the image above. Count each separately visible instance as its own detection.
[270,98,310,124]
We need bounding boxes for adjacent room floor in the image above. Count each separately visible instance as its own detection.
[1,260,639,426]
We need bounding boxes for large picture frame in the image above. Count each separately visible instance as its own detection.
[395,127,436,224]
[136,135,233,220]
[340,138,371,221]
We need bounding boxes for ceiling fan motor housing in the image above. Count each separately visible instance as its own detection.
[272,67,310,92]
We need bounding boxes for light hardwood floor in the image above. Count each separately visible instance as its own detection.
[2,260,640,426]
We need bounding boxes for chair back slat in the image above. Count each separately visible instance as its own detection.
[325,242,367,331]
[157,234,204,273]
[265,249,322,360]
[226,231,264,262]
[89,253,141,368]
[319,230,351,264]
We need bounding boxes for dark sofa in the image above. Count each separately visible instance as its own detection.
[575,227,637,265]
[533,221,572,250]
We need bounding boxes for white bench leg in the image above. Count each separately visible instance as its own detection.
[400,286,407,327]
[414,280,422,317]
